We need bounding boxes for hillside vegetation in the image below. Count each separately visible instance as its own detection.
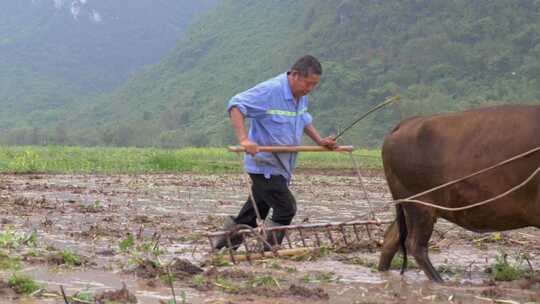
[4,0,540,147]
[0,0,215,142]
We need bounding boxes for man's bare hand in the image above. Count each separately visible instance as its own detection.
[240,139,259,156]
[318,136,337,149]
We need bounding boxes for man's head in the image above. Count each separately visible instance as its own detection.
[287,55,322,99]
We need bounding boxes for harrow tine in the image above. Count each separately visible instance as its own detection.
[208,236,215,253]
[284,230,293,249]
[339,225,348,246]
[243,236,252,264]
[206,219,394,262]
[353,224,361,242]
[298,228,307,247]
[313,228,321,247]
[271,230,279,249]
[364,223,372,240]
[225,235,236,264]
[325,225,335,245]
[259,235,267,258]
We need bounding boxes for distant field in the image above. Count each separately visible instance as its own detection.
[0,146,382,173]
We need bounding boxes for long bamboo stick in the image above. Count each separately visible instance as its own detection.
[228,145,354,153]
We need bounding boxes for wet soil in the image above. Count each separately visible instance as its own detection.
[0,172,538,303]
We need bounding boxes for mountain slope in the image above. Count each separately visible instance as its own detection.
[8,0,540,147]
[0,0,216,141]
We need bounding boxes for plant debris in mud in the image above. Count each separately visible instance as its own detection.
[198,214,227,230]
[77,200,106,213]
[212,274,330,299]
[289,284,329,299]
[0,252,21,271]
[302,271,338,283]
[13,196,49,209]
[47,249,88,267]
[290,246,334,262]
[0,226,38,249]
[336,255,377,269]
[94,283,137,304]
[189,266,331,299]
[70,291,94,304]
[169,258,204,277]
[130,258,161,279]
[334,240,380,254]
[191,267,257,292]
[118,231,164,259]
[129,258,203,281]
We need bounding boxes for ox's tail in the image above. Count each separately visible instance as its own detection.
[396,204,408,274]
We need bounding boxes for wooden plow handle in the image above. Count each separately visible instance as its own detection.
[228,145,355,153]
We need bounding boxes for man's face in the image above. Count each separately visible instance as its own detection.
[290,71,320,98]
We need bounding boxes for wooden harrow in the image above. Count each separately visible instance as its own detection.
[206,145,393,263]
[206,219,392,263]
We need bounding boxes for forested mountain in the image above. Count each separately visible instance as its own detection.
[3,0,540,147]
[0,0,215,143]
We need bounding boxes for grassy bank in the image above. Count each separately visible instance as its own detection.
[0,146,382,174]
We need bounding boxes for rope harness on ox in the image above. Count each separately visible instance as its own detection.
[393,146,540,211]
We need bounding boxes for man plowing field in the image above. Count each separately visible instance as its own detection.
[213,55,337,250]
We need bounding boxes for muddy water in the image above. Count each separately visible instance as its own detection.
[0,173,539,303]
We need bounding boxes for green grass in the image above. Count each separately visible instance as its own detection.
[0,145,382,173]
[246,275,281,289]
[71,291,93,303]
[59,249,82,266]
[0,252,21,271]
[390,254,417,270]
[0,227,33,249]
[487,250,527,281]
[118,234,135,253]
[7,273,40,295]
[214,276,239,293]
[192,274,208,287]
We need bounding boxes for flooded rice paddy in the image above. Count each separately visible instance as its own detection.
[0,171,538,303]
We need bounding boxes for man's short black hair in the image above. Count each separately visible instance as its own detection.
[289,55,322,77]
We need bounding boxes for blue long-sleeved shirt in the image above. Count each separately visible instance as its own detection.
[227,72,313,181]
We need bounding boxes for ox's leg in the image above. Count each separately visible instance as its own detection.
[405,210,443,282]
[378,220,400,271]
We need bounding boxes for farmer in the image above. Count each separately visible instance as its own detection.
[215,55,336,250]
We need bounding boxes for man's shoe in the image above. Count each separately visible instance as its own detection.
[213,216,244,250]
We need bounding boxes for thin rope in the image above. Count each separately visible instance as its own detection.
[394,146,540,211]
[396,165,540,211]
[348,151,377,220]
[405,146,540,201]
[235,152,266,234]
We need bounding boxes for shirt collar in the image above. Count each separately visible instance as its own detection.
[280,72,294,101]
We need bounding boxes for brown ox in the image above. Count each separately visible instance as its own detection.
[378,104,540,282]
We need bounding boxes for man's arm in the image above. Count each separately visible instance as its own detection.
[230,107,259,155]
[304,124,337,147]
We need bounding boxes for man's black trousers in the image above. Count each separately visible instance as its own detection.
[234,174,297,227]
